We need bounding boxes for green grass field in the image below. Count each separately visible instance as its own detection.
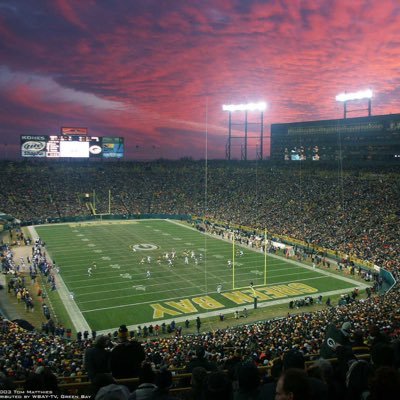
[34,220,360,332]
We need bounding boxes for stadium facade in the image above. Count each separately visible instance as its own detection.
[270,113,400,162]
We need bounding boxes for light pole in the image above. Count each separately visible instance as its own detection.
[222,102,267,160]
[335,89,373,119]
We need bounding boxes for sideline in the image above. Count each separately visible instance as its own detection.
[0,231,25,320]
[28,226,91,333]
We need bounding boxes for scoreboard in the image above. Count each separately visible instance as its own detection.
[21,135,124,159]
[46,135,101,158]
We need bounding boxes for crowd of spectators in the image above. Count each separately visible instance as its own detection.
[0,159,400,398]
[0,160,399,274]
[0,283,400,397]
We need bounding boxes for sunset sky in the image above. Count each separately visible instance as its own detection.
[1,0,400,160]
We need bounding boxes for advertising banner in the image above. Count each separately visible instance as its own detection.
[21,135,47,157]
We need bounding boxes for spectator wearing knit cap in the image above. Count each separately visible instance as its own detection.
[320,322,352,359]
[337,322,353,356]
[340,322,352,338]
[109,325,145,380]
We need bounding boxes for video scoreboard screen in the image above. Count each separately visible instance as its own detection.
[102,137,124,158]
[21,135,124,159]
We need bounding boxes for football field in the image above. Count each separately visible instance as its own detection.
[34,220,361,332]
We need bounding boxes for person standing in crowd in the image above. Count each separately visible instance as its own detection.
[109,324,145,380]
[84,335,111,382]
[196,316,201,333]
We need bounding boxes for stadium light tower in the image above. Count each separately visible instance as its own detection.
[222,101,267,161]
[335,89,373,119]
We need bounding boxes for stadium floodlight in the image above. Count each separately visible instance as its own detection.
[336,89,373,119]
[222,102,267,112]
[335,89,373,102]
[222,101,267,161]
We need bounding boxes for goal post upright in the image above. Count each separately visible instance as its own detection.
[264,229,267,286]
[232,233,235,290]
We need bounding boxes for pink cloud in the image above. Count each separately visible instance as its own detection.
[0,0,400,159]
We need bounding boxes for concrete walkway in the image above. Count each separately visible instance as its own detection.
[0,273,21,320]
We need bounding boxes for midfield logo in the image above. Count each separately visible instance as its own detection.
[131,244,159,251]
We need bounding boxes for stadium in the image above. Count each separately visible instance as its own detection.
[1,107,399,398]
